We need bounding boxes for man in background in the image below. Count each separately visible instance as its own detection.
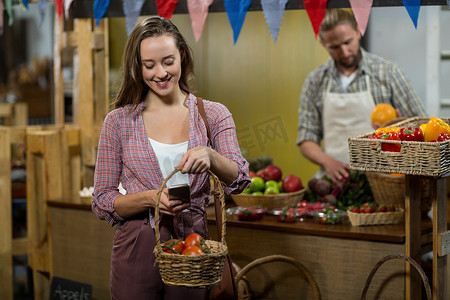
[296,9,426,182]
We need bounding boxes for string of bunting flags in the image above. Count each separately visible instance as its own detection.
[1,0,449,41]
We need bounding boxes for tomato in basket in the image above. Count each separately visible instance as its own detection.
[182,245,205,256]
[185,233,211,254]
[162,238,185,254]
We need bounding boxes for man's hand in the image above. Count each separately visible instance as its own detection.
[322,156,350,183]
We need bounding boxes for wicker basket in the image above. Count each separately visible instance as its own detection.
[230,188,306,211]
[361,254,431,300]
[154,168,227,288]
[365,172,431,212]
[348,116,450,177]
[347,209,404,226]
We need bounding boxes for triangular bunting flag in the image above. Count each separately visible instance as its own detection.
[303,0,328,38]
[224,0,253,45]
[21,0,28,10]
[402,0,421,28]
[38,0,47,26]
[123,0,145,35]
[55,0,63,19]
[94,0,111,26]
[349,0,373,36]
[261,0,288,42]
[187,0,213,42]
[0,0,4,35]
[156,0,179,19]
[5,0,13,26]
[65,0,74,19]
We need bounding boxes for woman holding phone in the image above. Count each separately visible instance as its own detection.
[92,17,250,300]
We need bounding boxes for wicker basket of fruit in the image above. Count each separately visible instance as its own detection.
[347,203,404,226]
[231,188,306,211]
[154,168,227,288]
[365,172,431,213]
[348,116,450,177]
[232,171,305,211]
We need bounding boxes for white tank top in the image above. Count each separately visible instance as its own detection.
[148,137,189,187]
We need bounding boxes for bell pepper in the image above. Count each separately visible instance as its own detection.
[424,117,450,142]
[398,127,424,142]
[419,123,427,135]
[375,127,401,135]
[379,132,401,152]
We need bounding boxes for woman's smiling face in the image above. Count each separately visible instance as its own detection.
[140,35,182,98]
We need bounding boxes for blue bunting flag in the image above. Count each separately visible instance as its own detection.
[261,0,288,42]
[123,0,145,35]
[402,0,421,28]
[224,0,253,45]
[94,0,111,26]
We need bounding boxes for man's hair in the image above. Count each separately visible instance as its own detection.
[318,9,358,41]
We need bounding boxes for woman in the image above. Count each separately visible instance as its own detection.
[92,16,250,300]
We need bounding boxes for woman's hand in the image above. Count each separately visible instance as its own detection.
[176,146,212,174]
[157,188,189,216]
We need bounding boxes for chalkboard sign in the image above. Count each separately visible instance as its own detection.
[50,276,92,300]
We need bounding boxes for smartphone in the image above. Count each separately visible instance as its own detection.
[168,184,191,205]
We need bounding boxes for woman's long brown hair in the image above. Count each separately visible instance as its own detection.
[113,17,194,110]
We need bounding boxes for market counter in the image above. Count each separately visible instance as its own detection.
[47,200,433,300]
[206,205,432,300]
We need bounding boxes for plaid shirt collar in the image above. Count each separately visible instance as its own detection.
[126,94,197,118]
[325,47,372,82]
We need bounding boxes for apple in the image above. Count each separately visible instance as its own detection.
[248,171,256,178]
[256,169,270,181]
[264,165,282,182]
[282,175,303,193]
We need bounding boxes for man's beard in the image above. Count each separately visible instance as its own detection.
[337,49,362,70]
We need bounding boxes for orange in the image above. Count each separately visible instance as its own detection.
[371,103,396,125]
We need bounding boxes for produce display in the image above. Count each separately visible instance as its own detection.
[236,206,265,221]
[368,117,450,152]
[244,164,303,195]
[304,170,374,211]
[314,207,346,225]
[347,203,404,227]
[162,233,211,256]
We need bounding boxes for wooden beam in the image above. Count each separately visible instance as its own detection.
[70,0,448,19]
[0,127,13,300]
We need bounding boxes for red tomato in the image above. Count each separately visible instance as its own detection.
[182,245,205,256]
[184,233,204,249]
[162,239,185,254]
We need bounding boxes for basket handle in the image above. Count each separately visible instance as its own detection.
[234,255,321,300]
[154,167,227,254]
[360,254,431,300]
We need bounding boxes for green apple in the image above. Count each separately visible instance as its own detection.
[264,180,278,190]
[249,176,265,193]
[242,188,251,194]
[264,186,279,195]
[252,191,264,195]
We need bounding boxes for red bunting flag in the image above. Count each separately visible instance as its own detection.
[349,0,373,36]
[156,0,179,19]
[55,0,63,19]
[303,0,328,38]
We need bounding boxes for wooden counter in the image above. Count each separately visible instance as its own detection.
[48,201,433,300]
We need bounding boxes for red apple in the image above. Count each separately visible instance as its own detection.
[248,171,256,178]
[282,175,303,193]
[256,169,270,181]
[264,165,282,182]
